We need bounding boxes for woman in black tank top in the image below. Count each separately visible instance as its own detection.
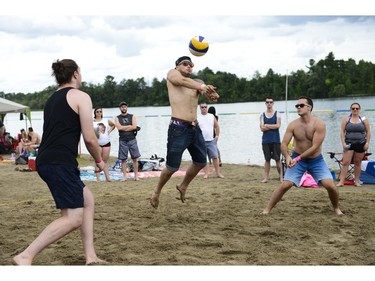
[337,102,371,187]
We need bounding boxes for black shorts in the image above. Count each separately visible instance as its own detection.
[100,142,111,148]
[262,143,281,161]
[37,164,85,209]
[349,142,366,153]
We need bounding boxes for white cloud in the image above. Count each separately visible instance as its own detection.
[0,6,374,94]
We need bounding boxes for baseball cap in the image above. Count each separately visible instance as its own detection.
[119,101,128,107]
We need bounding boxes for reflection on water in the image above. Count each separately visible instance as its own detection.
[3,97,374,168]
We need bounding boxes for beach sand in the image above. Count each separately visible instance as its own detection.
[1,154,375,266]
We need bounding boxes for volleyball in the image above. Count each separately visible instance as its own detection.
[189,36,209,57]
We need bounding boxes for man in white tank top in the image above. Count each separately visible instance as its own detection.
[197,102,224,178]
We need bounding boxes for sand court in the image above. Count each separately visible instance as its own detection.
[1,155,375,265]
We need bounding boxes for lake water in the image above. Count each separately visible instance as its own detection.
[3,96,375,169]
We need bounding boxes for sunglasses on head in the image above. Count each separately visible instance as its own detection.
[351,107,360,110]
[295,103,310,109]
[179,61,194,68]
[265,101,274,104]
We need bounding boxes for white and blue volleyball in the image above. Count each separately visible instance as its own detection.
[189,36,209,57]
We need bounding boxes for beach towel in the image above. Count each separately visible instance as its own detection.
[80,166,202,181]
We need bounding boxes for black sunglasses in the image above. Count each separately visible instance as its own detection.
[179,61,194,68]
[265,101,274,104]
[351,107,360,110]
[96,110,102,113]
[295,103,310,109]
[200,106,207,108]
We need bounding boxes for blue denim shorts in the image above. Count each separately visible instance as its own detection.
[37,164,85,209]
[284,153,333,186]
[166,123,207,172]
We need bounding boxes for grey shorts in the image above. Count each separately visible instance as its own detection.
[118,139,141,160]
[205,140,219,159]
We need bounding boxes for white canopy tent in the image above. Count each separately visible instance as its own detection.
[0,97,32,126]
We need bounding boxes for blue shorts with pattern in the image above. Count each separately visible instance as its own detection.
[166,123,207,172]
[284,153,333,187]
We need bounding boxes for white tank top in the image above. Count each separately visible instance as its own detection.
[93,118,111,146]
[198,113,215,141]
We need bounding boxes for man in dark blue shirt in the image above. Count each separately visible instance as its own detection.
[260,97,282,183]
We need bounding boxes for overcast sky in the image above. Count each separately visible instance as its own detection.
[1,1,374,94]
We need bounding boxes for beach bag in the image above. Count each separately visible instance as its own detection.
[141,161,156,171]
[299,172,319,188]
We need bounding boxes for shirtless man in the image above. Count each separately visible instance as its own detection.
[24,127,41,153]
[150,56,220,209]
[262,96,343,215]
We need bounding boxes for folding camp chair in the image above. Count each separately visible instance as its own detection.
[328,152,372,183]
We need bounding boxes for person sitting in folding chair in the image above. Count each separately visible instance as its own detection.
[336,102,371,187]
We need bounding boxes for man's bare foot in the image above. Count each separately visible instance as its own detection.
[335,208,344,216]
[203,175,208,179]
[261,210,270,215]
[86,258,108,265]
[12,254,31,265]
[134,177,140,181]
[217,174,225,179]
[121,178,127,182]
[354,182,362,187]
[261,179,268,183]
[150,193,159,209]
[176,185,186,203]
[336,183,344,187]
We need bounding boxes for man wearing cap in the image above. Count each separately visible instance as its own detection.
[150,56,220,208]
[115,101,141,181]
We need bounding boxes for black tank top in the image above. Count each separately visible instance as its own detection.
[117,113,135,141]
[36,87,81,167]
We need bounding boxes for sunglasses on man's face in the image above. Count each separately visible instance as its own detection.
[351,107,360,110]
[265,101,274,104]
[179,61,194,68]
[200,106,207,109]
[295,103,310,109]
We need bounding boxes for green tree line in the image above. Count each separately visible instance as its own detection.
[3,52,375,109]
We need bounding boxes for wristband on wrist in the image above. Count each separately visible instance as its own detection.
[295,156,301,163]
[199,84,206,91]
[96,159,103,165]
